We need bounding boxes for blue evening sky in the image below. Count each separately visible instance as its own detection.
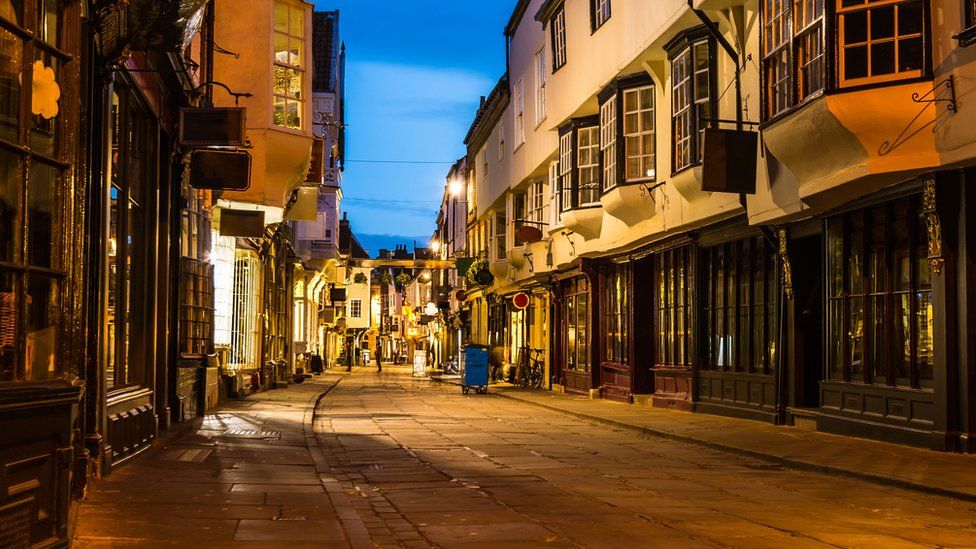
[312,0,516,256]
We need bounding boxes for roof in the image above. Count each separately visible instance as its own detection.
[339,215,369,259]
[463,75,510,151]
[312,11,339,93]
[504,0,533,37]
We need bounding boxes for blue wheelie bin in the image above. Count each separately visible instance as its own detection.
[462,345,489,394]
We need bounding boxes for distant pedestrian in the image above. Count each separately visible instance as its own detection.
[376,346,383,373]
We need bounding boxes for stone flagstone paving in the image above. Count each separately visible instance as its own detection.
[75,368,976,548]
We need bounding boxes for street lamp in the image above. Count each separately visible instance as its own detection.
[430,239,441,253]
[448,178,463,198]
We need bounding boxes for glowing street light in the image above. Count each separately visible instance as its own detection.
[448,178,463,197]
[430,240,441,253]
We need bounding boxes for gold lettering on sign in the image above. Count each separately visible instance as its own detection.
[921,177,944,274]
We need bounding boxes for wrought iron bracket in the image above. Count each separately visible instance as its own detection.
[921,177,945,274]
[524,252,534,274]
[912,75,956,113]
[639,181,665,198]
[880,76,956,156]
[561,230,576,257]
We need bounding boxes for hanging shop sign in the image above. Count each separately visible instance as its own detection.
[511,292,530,310]
[179,107,247,147]
[188,150,251,190]
[515,225,543,244]
[701,128,758,194]
[329,287,347,303]
[218,208,264,237]
[454,289,467,302]
[306,138,326,183]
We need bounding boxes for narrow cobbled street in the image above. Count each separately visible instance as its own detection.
[75,369,976,548]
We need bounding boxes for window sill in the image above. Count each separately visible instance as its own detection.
[955,25,976,47]
[670,162,701,179]
[601,179,656,196]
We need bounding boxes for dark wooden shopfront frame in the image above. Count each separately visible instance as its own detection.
[552,259,599,394]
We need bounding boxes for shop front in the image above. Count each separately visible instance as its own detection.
[0,1,86,544]
[553,261,598,395]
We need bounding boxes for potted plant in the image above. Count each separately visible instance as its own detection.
[466,258,493,287]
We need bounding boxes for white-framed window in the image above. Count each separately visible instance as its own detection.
[592,0,611,31]
[600,96,617,191]
[497,121,505,160]
[349,299,362,319]
[559,133,573,212]
[491,211,507,261]
[623,85,655,181]
[273,1,305,129]
[481,149,488,183]
[548,161,561,228]
[578,127,600,206]
[528,180,547,226]
[514,78,525,148]
[534,46,547,126]
[510,191,527,246]
[551,6,567,71]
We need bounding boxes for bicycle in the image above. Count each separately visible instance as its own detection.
[516,347,546,389]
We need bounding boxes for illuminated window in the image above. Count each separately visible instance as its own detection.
[601,263,630,365]
[273,1,305,129]
[702,237,778,374]
[668,32,713,173]
[623,86,655,182]
[826,196,932,388]
[600,96,617,191]
[349,298,362,319]
[654,245,693,370]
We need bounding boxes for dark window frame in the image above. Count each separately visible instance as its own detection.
[600,262,631,366]
[665,26,717,175]
[562,275,590,373]
[558,115,600,212]
[590,0,611,33]
[653,244,694,370]
[598,72,657,193]
[0,0,74,384]
[701,236,779,375]
[825,195,933,390]
[550,4,567,72]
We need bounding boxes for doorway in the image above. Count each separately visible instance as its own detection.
[790,233,823,410]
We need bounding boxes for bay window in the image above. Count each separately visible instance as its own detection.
[548,161,561,227]
[599,74,656,191]
[837,0,925,87]
[667,30,714,173]
[558,118,600,211]
[702,237,778,374]
[599,96,616,192]
[528,180,547,227]
[274,1,306,129]
[762,0,825,118]
[826,196,933,388]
